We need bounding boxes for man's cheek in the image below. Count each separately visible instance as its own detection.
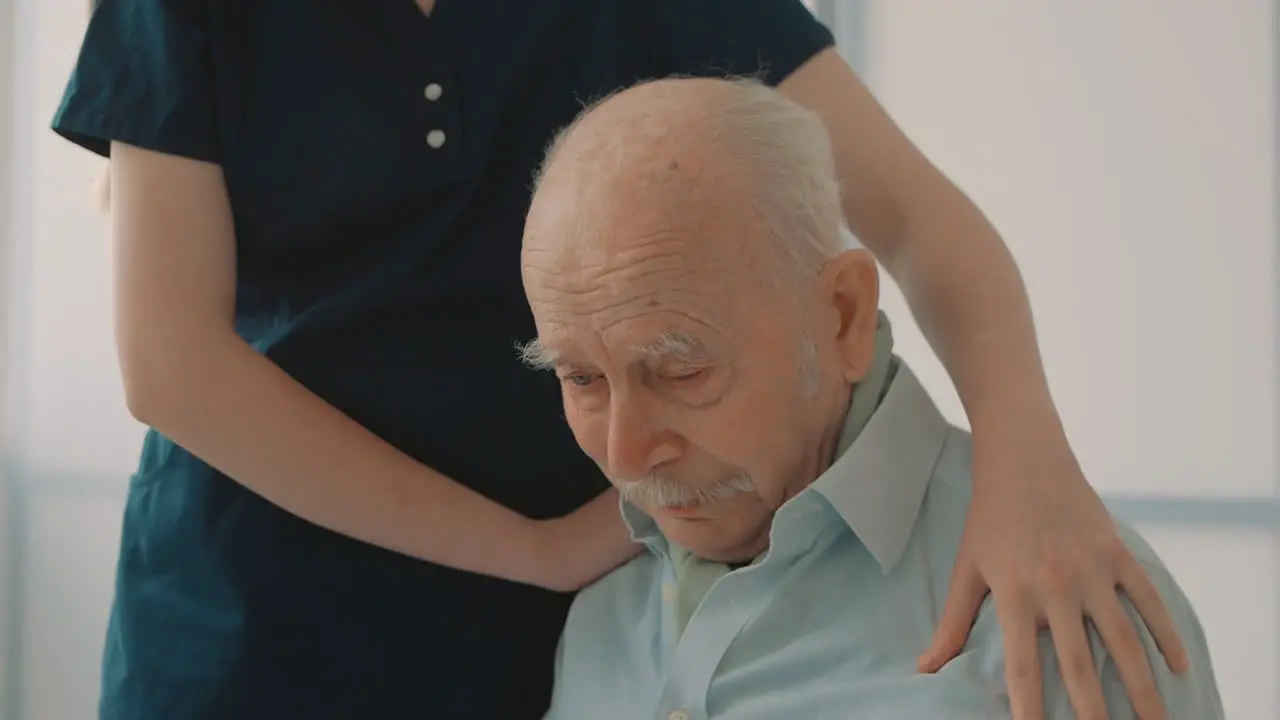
[565,411,608,464]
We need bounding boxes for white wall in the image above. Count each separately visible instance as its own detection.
[1,0,19,709]
[16,1,142,482]
[2,1,1277,719]
[6,0,148,718]
[856,0,1276,498]
[838,1,1278,718]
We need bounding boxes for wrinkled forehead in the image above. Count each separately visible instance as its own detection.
[520,324,726,372]
[520,206,757,372]
[523,233,728,331]
[522,168,773,299]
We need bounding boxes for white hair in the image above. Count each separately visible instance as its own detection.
[616,470,756,510]
[535,76,846,285]
[707,77,846,283]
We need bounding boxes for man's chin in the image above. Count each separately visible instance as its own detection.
[655,515,767,563]
[654,502,717,520]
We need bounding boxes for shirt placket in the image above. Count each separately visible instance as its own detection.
[653,494,830,720]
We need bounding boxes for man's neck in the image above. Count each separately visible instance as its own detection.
[815,388,855,477]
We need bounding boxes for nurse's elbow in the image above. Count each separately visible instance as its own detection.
[117,328,214,428]
[120,364,162,426]
[118,342,181,427]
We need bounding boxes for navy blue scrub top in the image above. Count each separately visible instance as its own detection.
[54,2,833,718]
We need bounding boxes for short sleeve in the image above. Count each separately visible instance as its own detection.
[51,0,219,162]
[650,0,835,86]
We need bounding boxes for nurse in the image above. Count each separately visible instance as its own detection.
[54,1,1187,719]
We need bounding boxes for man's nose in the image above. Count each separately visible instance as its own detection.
[606,392,682,479]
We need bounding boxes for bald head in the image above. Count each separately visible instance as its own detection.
[525,77,844,286]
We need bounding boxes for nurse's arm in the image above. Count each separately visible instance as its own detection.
[777,48,1187,719]
[110,141,635,591]
[777,48,1047,446]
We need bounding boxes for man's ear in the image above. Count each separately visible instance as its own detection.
[819,249,880,382]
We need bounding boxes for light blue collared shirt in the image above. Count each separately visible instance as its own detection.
[546,362,1223,720]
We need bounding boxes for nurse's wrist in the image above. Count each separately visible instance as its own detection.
[523,491,642,593]
[522,516,578,592]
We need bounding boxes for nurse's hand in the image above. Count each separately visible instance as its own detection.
[530,488,643,592]
[918,421,1189,720]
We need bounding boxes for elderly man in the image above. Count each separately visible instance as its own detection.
[520,77,1223,719]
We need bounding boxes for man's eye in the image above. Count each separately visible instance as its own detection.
[563,373,598,388]
[666,368,707,382]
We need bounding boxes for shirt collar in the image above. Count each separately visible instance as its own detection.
[621,496,661,547]
[807,361,950,573]
[620,361,950,569]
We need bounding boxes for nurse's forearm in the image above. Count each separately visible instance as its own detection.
[130,332,556,586]
[109,141,626,592]
[778,50,1067,458]
[885,179,1067,451]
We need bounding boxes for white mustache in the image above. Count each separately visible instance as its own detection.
[616,472,756,509]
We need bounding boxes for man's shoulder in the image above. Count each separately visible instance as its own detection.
[549,553,669,720]
[565,551,666,638]
[577,550,665,599]
[958,521,1223,717]
[909,417,1223,716]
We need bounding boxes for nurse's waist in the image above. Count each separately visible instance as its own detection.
[289,346,591,496]
[139,377,597,521]
[222,306,595,502]
[234,284,533,348]
[288,357,564,445]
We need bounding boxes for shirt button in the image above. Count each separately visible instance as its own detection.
[667,711,691,720]
[426,129,447,149]
[424,82,443,101]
